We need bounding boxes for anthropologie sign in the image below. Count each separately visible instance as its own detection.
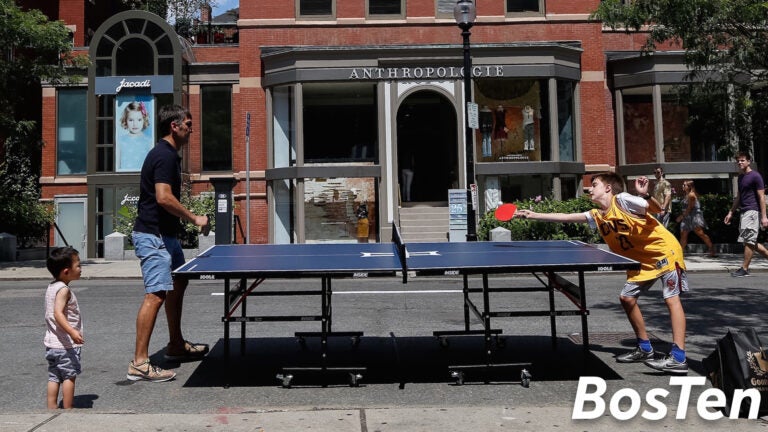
[348,65,505,80]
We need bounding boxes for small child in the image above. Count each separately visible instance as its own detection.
[44,246,84,409]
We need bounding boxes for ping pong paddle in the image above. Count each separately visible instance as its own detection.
[494,203,517,221]
[201,214,212,236]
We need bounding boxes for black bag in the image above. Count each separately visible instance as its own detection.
[703,328,768,418]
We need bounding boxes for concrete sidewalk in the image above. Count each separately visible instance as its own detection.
[0,253,764,280]
[1,406,765,431]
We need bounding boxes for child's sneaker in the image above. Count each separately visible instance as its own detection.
[127,359,176,382]
[644,355,688,374]
[616,347,654,363]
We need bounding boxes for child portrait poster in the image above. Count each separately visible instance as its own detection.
[115,94,155,172]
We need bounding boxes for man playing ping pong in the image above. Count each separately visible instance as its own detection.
[514,172,689,374]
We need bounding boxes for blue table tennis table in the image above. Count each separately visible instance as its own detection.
[174,233,639,387]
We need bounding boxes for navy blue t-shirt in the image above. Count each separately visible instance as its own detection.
[738,170,765,212]
[133,139,183,236]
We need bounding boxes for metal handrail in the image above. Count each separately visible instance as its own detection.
[233,215,246,244]
[46,222,70,257]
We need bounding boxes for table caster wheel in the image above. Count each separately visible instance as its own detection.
[450,370,464,385]
[349,372,363,387]
[520,369,532,388]
[495,336,506,348]
[276,373,293,388]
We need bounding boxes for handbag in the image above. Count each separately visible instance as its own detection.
[703,328,768,418]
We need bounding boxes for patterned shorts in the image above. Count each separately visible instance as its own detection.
[621,264,689,299]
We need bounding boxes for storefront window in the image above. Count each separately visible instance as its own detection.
[506,0,543,14]
[304,176,377,243]
[557,80,576,162]
[201,85,233,171]
[273,179,295,244]
[303,83,378,163]
[436,0,454,17]
[57,89,87,175]
[96,94,115,172]
[367,0,403,17]
[661,85,729,162]
[115,93,155,172]
[480,174,552,211]
[474,78,548,163]
[298,0,334,18]
[622,86,655,164]
[273,86,295,168]
[95,187,114,257]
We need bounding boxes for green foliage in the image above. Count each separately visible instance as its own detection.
[479,193,755,245]
[113,201,138,242]
[0,121,54,246]
[179,182,216,247]
[121,0,219,31]
[0,0,86,246]
[113,181,216,248]
[478,195,603,243]
[591,0,768,156]
[668,193,763,244]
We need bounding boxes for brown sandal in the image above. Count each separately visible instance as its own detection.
[164,340,210,361]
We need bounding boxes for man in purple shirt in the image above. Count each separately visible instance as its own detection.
[724,151,768,277]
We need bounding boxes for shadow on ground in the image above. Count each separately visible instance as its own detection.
[180,334,621,388]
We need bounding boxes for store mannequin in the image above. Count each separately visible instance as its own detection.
[522,105,535,150]
[493,105,508,150]
[484,176,501,212]
[400,148,415,202]
[479,105,493,158]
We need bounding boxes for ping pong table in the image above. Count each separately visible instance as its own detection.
[173,230,639,387]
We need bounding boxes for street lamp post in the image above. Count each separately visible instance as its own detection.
[454,0,477,241]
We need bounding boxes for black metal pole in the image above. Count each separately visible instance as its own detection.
[461,27,477,241]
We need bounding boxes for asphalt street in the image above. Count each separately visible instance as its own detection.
[1,270,767,431]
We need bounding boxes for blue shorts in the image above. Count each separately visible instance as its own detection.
[132,232,185,294]
[46,347,82,383]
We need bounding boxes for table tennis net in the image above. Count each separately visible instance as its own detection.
[391,223,408,281]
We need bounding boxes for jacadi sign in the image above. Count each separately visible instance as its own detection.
[95,75,173,95]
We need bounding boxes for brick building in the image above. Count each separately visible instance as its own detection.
[32,1,746,257]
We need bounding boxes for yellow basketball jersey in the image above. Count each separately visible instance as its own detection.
[589,196,685,281]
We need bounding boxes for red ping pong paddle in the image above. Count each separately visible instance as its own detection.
[494,203,517,221]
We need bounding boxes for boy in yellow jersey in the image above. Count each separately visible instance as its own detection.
[515,172,688,374]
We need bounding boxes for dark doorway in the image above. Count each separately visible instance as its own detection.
[397,91,458,203]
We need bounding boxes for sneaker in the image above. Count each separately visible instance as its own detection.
[164,340,210,361]
[644,355,689,375]
[616,347,654,363]
[731,267,750,277]
[127,360,176,382]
